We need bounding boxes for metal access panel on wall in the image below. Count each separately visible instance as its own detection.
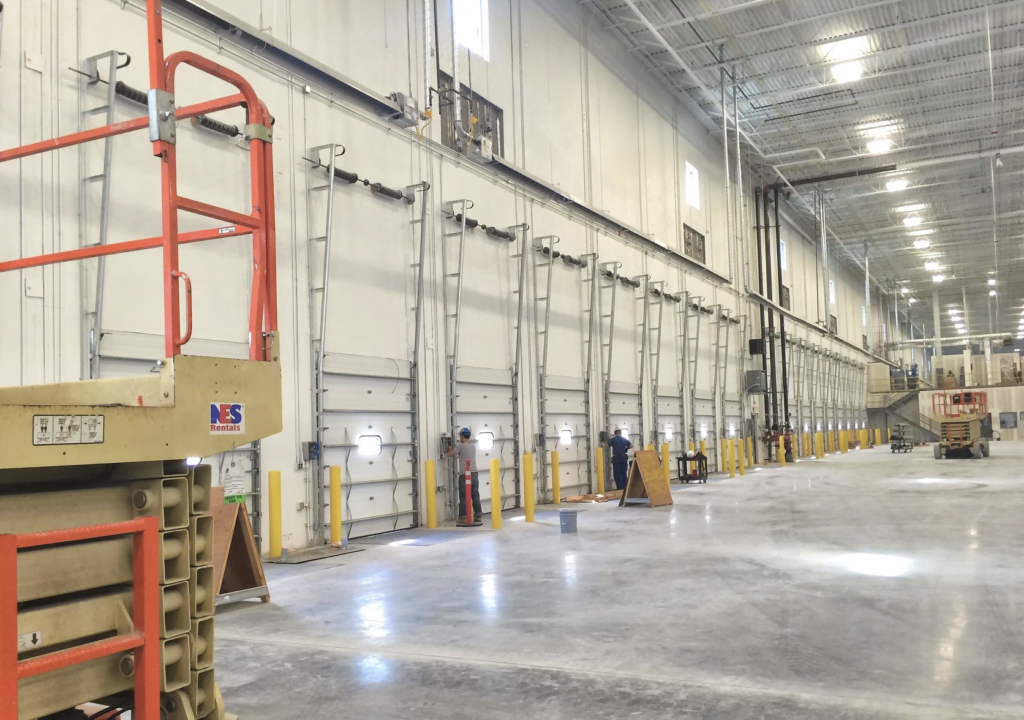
[320,355,417,537]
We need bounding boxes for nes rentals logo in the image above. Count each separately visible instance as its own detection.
[210,403,245,434]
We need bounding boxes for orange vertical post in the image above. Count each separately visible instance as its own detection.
[0,535,17,719]
[133,516,161,720]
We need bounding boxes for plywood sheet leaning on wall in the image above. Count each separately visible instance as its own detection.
[212,487,270,603]
[618,450,674,508]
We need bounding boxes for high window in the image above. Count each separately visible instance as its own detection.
[454,0,489,60]
[685,162,700,209]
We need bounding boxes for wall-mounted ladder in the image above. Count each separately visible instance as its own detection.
[78,50,129,379]
[647,281,666,448]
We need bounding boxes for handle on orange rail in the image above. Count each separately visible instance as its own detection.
[172,270,192,346]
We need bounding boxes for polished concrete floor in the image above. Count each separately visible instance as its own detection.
[217,443,1024,719]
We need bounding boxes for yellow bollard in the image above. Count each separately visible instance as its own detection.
[887,427,892,442]
[425,460,437,529]
[721,442,728,475]
[523,452,535,522]
[826,432,832,453]
[875,428,881,447]
[551,450,561,505]
[805,433,812,458]
[688,441,695,454]
[818,433,825,459]
[778,436,786,467]
[699,439,706,458]
[490,458,502,529]
[596,446,605,494]
[737,438,746,475]
[330,465,343,545]
[661,443,671,486]
[841,431,848,454]
[269,469,282,559]
[747,436,754,467]
[728,439,735,477]
[646,443,655,453]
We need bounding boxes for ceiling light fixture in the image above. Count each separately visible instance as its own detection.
[988,278,997,286]
[904,214,922,227]
[886,178,909,192]
[867,138,894,154]
[900,287,909,295]
[897,203,928,213]
[908,298,917,304]
[933,273,946,283]
[913,238,931,250]
[958,328,967,335]
[926,260,940,271]
[907,229,934,236]
[990,290,997,297]
[832,61,864,83]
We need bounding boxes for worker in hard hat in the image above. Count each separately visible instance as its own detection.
[447,428,482,522]
[605,428,633,491]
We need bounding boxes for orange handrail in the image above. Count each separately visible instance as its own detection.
[0,0,276,361]
[0,517,161,719]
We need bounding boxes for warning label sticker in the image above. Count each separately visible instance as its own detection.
[17,631,42,651]
[33,415,104,446]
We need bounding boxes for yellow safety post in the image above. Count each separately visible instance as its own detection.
[269,470,282,559]
[875,428,881,447]
[330,465,343,545]
[778,436,786,467]
[826,432,832,453]
[887,427,892,442]
[699,439,706,457]
[737,439,746,475]
[747,436,754,467]
[661,443,671,486]
[424,460,437,529]
[688,441,695,453]
[523,452,535,522]
[490,458,502,529]
[721,442,728,475]
[646,443,655,452]
[596,446,605,494]
[817,433,824,459]
[728,439,735,477]
[805,433,812,458]
[841,430,848,454]
[551,450,561,505]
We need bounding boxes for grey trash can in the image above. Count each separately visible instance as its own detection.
[559,507,579,534]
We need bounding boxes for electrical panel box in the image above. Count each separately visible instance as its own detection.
[749,338,764,356]
[745,370,767,394]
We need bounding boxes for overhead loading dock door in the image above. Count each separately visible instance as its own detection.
[534,238,595,502]
[320,354,417,538]
[441,193,522,521]
[599,265,646,454]
[305,141,420,541]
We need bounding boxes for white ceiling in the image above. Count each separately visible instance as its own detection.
[587,0,1024,339]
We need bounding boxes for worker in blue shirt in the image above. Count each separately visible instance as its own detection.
[605,428,633,490]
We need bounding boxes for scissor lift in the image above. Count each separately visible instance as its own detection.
[932,391,989,460]
[0,2,280,718]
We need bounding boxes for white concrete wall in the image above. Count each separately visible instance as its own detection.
[0,0,876,549]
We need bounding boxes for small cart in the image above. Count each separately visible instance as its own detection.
[676,452,708,483]
[890,423,912,453]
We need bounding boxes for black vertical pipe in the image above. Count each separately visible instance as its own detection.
[762,188,779,430]
[774,187,790,430]
[754,189,769,433]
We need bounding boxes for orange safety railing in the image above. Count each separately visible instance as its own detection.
[932,391,988,419]
[0,0,276,361]
[0,517,160,719]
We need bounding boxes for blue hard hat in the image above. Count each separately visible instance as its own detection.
[460,428,471,437]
